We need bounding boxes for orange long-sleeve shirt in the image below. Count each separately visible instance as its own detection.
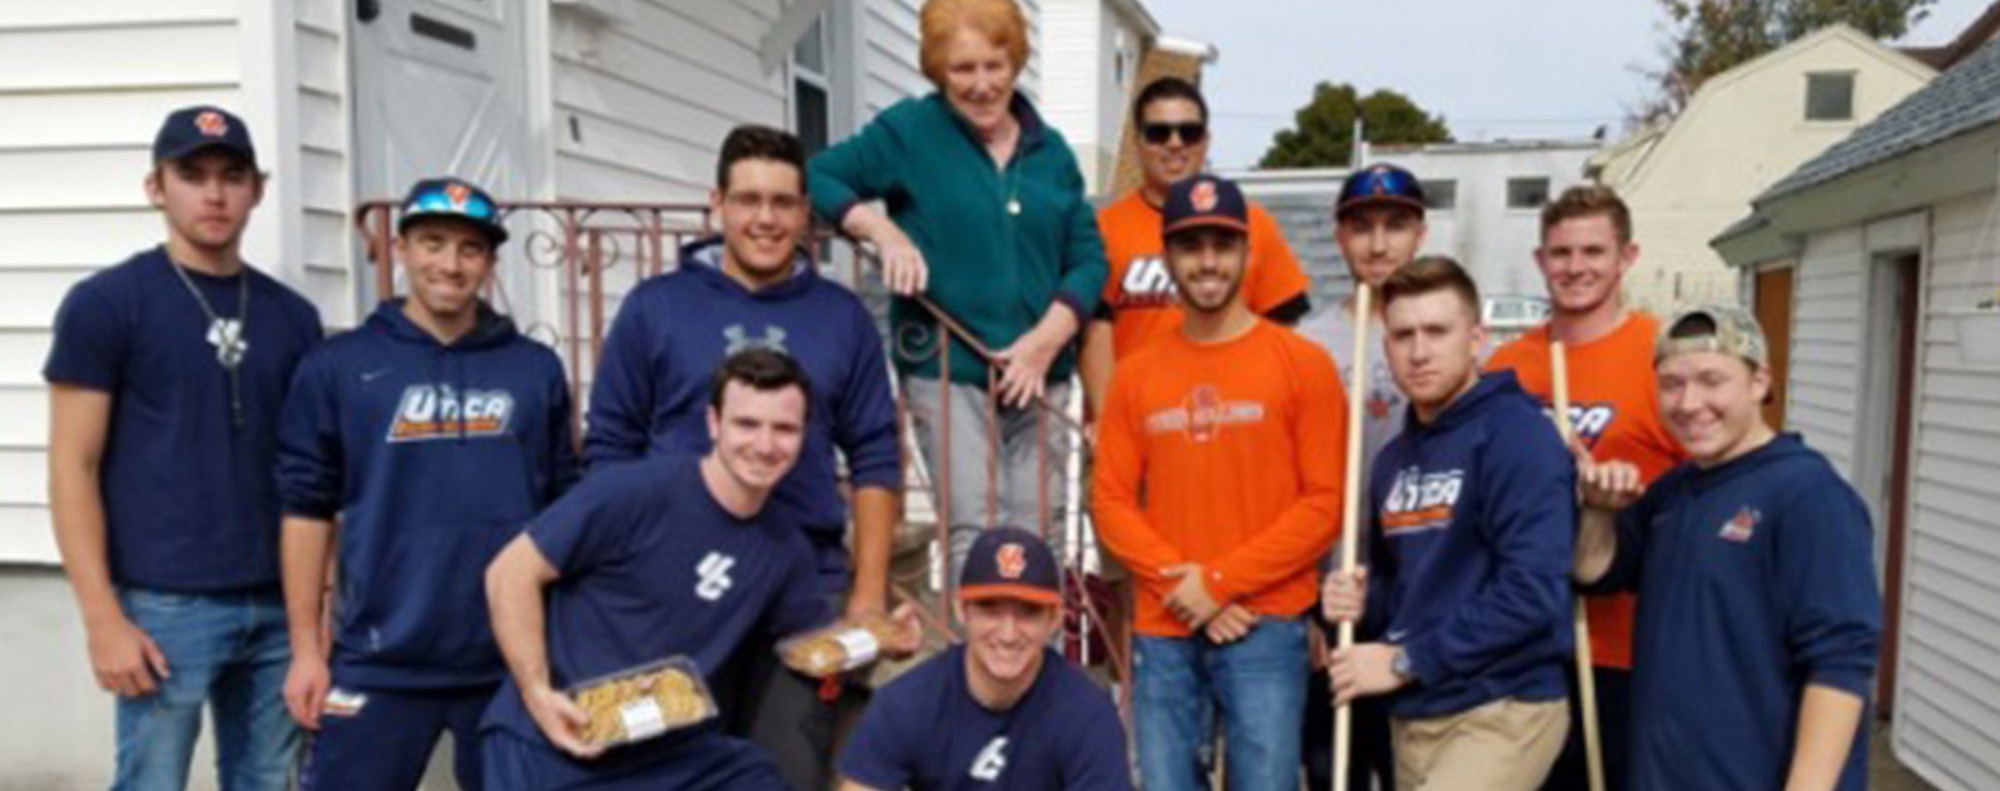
[1488,313,1687,669]
[1092,321,1348,637]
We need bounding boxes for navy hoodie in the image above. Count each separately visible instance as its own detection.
[585,238,901,593]
[279,300,578,689]
[1588,433,1879,791]
[1365,370,1575,719]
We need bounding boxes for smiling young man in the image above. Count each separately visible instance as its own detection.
[1572,307,1880,791]
[585,125,900,789]
[1322,257,1573,791]
[45,105,322,789]
[482,350,916,791]
[1485,185,1685,791]
[837,527,1129,791]
[275,177,576,790]
[1081,77,1311,418]
[1094,174,1347,791]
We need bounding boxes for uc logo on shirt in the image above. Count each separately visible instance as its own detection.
[386,384,516,442]
[1114,256,1178,309]
[1382,467,1465,537]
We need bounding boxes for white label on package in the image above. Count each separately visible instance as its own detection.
[619,697,666,740]
[835,629,881,670]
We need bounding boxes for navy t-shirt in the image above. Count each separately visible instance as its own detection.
[840,646,1131,791]
[43,246,321,592]
[481,454,832,769]
[1590,434,1880,791]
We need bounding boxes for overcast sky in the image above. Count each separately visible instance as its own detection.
[1143,0,1995,169]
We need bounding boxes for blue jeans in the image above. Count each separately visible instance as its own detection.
[1135,618,1308,791]
[113,587,298,791]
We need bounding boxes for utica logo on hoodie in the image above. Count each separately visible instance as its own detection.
[386,384,516,442]
[1381,466,1465,537]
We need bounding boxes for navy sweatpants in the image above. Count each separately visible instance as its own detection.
[300,681,495,791]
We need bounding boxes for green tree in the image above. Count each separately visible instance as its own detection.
[1643,0,1935,121]
[1258,82,1453,169]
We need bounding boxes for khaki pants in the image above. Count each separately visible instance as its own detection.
[1392,698,1569,791]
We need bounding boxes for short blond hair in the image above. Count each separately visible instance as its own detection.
[920,0,1030,87]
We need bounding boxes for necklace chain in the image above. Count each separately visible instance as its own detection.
[169,256,250,428]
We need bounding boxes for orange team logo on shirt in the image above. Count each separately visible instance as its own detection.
[1190,181,1218,212]
[1718,507,1760,543]
[194,111,229,138]
[997,544,1027,580]
[386,384,516,442]
[1381,466,1465,537]
[1143,385,1266,443]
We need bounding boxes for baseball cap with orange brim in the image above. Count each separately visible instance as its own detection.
[957,526,1062,606]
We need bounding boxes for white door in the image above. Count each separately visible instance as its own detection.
[350,0,539,319]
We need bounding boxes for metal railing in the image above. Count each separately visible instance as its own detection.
[354,200,1131,706]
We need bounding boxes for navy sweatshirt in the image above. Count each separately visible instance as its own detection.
[279,301,577,690]
[1365,370,1575,719]
[1588,433,1880,791]
[584,239,901,592]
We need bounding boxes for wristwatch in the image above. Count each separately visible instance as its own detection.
[1390,647,1414,682]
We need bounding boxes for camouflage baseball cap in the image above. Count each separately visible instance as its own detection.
[1657,304,1768,369]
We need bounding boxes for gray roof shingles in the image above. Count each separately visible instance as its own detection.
[1761,36,2000,201]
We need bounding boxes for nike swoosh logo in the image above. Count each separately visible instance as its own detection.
[360,368,393,382]
[1386,630,1408,642]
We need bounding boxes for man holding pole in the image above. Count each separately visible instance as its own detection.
[1488,184,1685,791]
[1572,306,1879,791]
[1323,256,1573,791]
[1093,174,1347,791]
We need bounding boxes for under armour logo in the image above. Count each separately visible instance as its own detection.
[969,736,1008,781]
[695,552,735,601]
[723,324,788,355]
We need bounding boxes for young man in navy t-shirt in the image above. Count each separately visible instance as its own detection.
[1573,307,1880,791]
[481,349,916,790]
[44,105,322,790]
[584,125,901,789]
[276,177,577,790]
[839,526,1130,791]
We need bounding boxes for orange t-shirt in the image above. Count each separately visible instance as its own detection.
[1487,313,1687,669]
[1096,192,1312,360]
[1092,321,1349,637]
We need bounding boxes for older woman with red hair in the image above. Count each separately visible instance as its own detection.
[811,0,1106,588]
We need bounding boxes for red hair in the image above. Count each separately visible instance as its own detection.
[919,0,1030,87]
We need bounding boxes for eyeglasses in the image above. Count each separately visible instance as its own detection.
[1141,122,1208,146]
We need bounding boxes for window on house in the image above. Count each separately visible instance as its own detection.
[1422,180,1458,211]
[1507,177,1550,210]
[1805,72,1855,121]
[792,17,831,156]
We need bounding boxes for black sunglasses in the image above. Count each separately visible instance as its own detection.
[1141,122,1208,146]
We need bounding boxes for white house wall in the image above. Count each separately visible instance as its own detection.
[1894,191,2000,791]
[1784,225,1867,479]
[1037,0,1102,188]
[0,1,252,563]
[293,0,354,326]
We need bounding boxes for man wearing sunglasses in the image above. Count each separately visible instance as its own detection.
[1081,77,1312,425]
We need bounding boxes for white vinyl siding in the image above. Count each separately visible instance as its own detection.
[1893,192,2000,791]
[0,4,248,563]
[1782,226,1867,478]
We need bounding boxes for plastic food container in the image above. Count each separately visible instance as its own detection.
[565,656,717,749]
[776,616,906,678]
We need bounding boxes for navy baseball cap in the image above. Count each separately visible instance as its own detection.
[1336,163,1427,220]
[958,527,1061,606]
[153,105,257,168]
[399,177,509,246]
[1161,174,1250,238]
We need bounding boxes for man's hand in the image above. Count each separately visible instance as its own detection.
[1203,604,1258,644]
[875,233,929,296]
[524,684,603,760]
[1320,566,1368,626]
[86,615,169,697]
[1573,437,1645,511]
[1328,643,1410,705]
[1162,563,1221,626]
[879,602,924,660]
[283,653,331,730]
